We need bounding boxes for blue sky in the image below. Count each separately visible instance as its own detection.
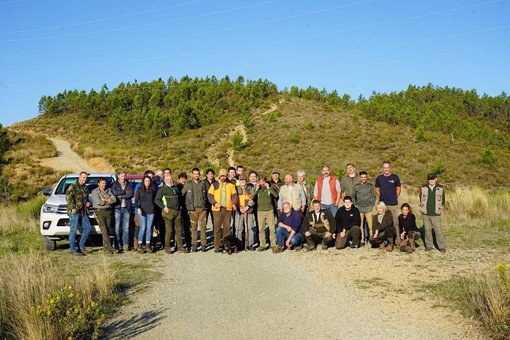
[1,0,509,127]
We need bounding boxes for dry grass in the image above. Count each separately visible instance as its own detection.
[0,252,116,339]
[0,196,45,235]
[88,157,115,172]
[430,262,510,339]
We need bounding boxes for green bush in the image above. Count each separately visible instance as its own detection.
[34,285,105,339]
[481,148,497,167]
[231,131,244,150]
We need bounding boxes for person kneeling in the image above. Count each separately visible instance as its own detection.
[369,201,395,252]
[335,196,361,249]
[274,202,304,253]
[302,200,336,251]
[398,203,421,253]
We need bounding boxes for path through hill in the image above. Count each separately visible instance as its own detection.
[39,138,99,173]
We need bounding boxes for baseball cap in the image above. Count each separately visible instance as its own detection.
[427,173,437,180]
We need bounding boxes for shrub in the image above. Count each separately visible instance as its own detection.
[481,148,497,167]
[231,131,244,150]
[432,158,446,176]
[34,285,105,339]
[0,253,116,340]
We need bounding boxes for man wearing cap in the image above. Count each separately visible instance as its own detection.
[208,168,238,252]
[270,169,283,216]
[313,164,341,217]
[419,173,446,253]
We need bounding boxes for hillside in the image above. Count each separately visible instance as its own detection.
[5,77,510,200]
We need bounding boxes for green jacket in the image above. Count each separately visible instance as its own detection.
[155,184,181,211]
[254,186,278,211]
[66,181,89,214]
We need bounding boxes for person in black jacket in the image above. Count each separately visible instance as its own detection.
[335,196,361,249]
[135,176,156,253]
[398,203,421,253]
[370,201,395,252]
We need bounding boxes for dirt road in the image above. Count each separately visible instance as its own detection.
[105,248,474,339]
[40,138,97,173]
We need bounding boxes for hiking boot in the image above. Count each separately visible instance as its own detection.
[386,243,394,252]
[257,246,267,252]
[191,244,198,253]
[247,245,255,251]
[214,248,222,253]
[272,246,283,254]
[137,245,145,254]
[165,246,172,254]
[321,243,328,250]
[176,248,188,254]
[71,251,85,256]
[123,245,130,252]
[439,248,446,253]
[201,246,207,252]
[80,248,89,255]
[304,245,315,252]
[425,247,433,251]
[294,245,302,251]
[104,246,114,254]
[146,244,154,253]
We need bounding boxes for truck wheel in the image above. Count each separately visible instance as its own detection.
[43,237,57,251]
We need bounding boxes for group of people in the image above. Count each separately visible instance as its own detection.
[65,161,446,256]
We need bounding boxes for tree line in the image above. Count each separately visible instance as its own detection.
[38,77,509,148]
[289,83,509,148]
[38,75,277,138]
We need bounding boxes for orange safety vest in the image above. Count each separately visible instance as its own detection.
[316,175,339,204]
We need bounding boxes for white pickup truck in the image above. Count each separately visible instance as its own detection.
[40,173,117,250]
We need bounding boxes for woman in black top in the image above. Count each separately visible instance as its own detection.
[135,176,156,253]
[398,203,421,253]
[370,201,395,251]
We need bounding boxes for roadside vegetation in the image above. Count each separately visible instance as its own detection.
[0,196,157,339]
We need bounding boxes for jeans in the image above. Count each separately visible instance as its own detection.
[321,203,338,217]
[69,212,92,253]
[138,213,154,245]
[276,227,304,247]
[114,208,131,247]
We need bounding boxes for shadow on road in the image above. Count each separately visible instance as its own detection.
[102,307,168,339]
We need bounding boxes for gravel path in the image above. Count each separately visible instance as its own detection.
[105,248,475,339]
[39,138,97,173]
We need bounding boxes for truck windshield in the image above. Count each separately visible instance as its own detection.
[54,176,115,195]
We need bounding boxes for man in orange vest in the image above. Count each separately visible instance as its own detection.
[313,164,341,217]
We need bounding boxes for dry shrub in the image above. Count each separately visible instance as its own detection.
[446,187,510,223]
[88,157,115,172]
[0,252,116,339]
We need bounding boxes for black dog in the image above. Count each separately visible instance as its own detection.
[223,235,239,255]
